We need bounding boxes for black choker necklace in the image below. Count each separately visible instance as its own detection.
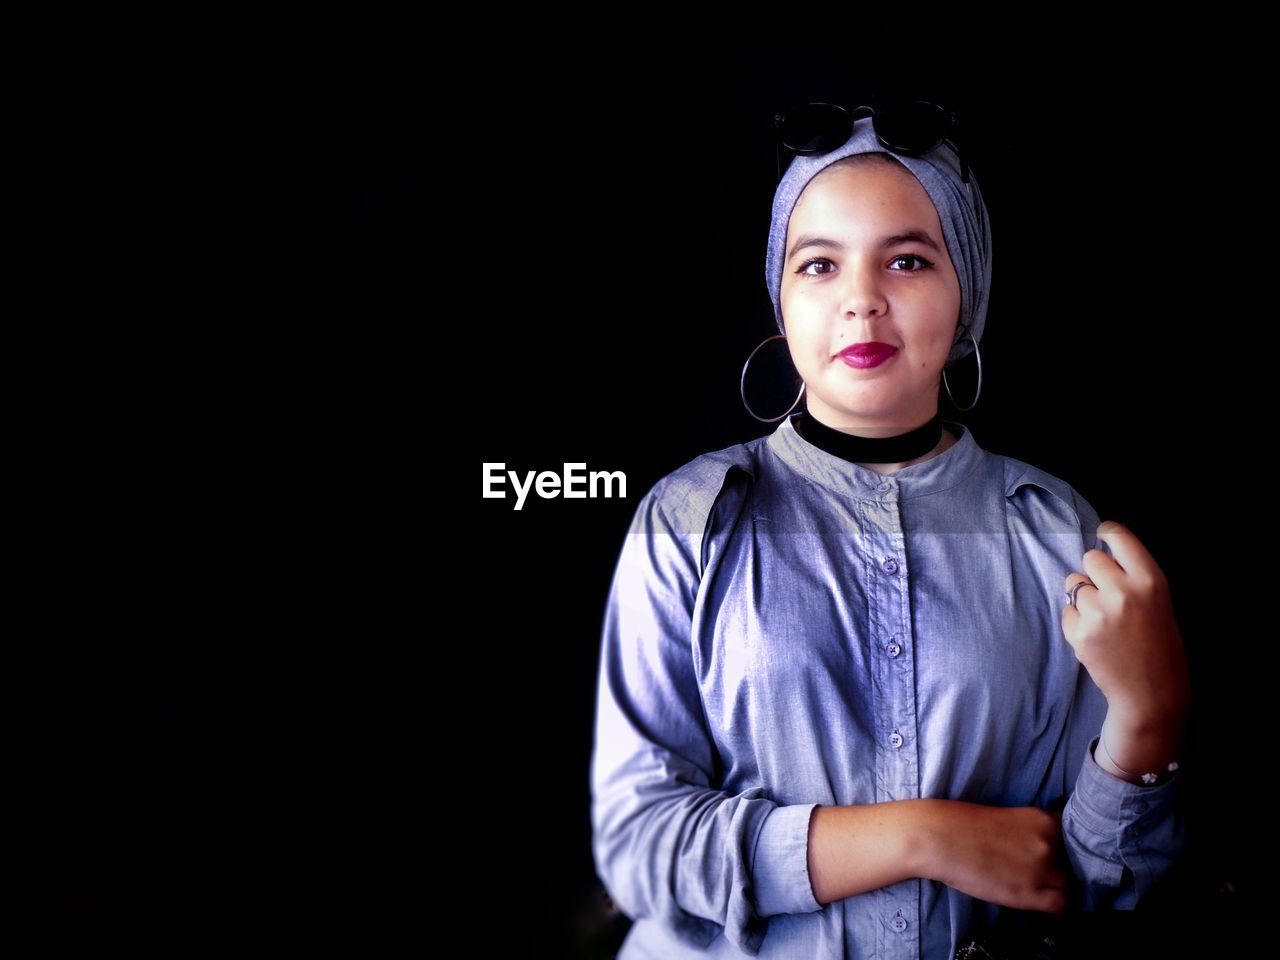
[795,408,944,464]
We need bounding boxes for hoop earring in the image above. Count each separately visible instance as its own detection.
[942,324,982,412]
[740,333,806,423]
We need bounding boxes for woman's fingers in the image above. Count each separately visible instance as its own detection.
[1096,520,1161,583]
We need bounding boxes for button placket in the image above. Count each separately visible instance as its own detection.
[860,490,919,959]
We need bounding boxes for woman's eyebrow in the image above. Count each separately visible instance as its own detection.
[787,229,942,261]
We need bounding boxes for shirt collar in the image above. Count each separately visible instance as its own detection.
[766,412,984,501]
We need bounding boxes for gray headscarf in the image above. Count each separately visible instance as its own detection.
[764,116,993,366]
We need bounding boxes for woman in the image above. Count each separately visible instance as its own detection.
[589,104,1189,960]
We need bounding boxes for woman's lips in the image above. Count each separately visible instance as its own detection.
[837,343,898,369]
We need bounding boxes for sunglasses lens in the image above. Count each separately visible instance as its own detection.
[875,100,950,154]
[778,103,852,154]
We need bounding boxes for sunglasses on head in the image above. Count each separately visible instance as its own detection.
[774,100,972,203]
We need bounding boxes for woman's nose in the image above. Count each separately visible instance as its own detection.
[838,260,888,319]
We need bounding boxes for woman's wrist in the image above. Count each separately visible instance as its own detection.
[1096,709,1185,784]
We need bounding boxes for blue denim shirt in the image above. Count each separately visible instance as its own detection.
[590,414,1183,960]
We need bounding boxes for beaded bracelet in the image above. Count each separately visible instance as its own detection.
[1099,732,1180,785]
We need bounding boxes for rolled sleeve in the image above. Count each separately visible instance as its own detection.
[750,803,823,917]
[591,475,812,956]
[1062,736,1184,910]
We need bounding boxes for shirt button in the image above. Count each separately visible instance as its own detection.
[1134,800,1149,815]
[877,480,892,493]
[886,640,902,658]
[882,557,899,574]
[889,731,904,749]
[891,915,908,933]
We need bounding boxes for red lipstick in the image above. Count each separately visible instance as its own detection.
[838,342,898,369]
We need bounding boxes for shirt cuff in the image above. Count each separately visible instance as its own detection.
[749,803,823,918]
[1070,736,1180,836]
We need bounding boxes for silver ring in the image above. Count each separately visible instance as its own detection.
[1066,579,1096,609]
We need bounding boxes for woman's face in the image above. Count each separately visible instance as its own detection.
[779,159,963,434]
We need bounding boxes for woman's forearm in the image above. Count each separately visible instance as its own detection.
[806,799,940,904]
[808,798,1069,914]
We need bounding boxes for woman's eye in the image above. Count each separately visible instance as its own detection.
[890,254,933,271]
[797,257,833,276]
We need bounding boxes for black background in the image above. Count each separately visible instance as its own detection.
[42,42,1263,955]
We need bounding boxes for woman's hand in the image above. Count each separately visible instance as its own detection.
[918,801,1069,914]
[1061,520,1191,726]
